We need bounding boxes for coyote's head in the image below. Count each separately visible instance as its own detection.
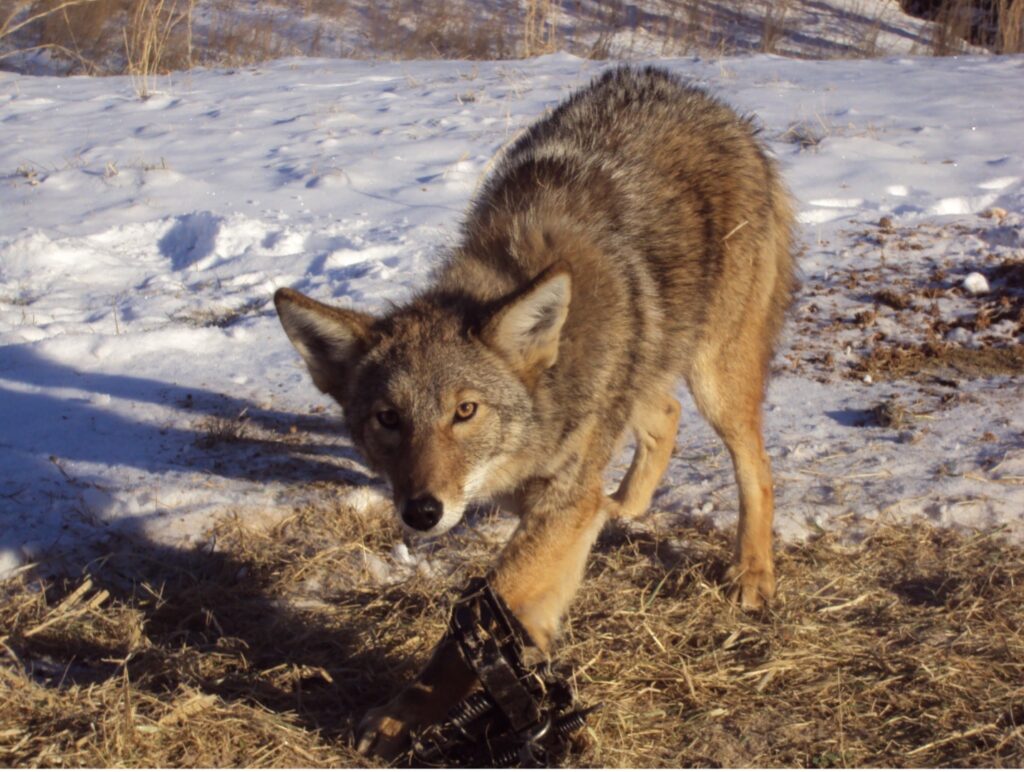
[274,265,571,537]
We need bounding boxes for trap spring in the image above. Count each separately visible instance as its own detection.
[411,578,594,767]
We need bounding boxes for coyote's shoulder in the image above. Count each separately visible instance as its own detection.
[420,65,796,475]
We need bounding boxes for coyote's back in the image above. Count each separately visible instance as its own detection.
[432,65,797,487]
[274,66,797,759]
[463,66,796,361]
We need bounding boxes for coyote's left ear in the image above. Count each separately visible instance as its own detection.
[482,263,572,379]
[274,287,374,400]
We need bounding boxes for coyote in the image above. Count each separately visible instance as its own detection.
[274,65,796,757]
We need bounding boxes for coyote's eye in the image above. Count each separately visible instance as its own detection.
[454,401,478,422]
[376,409,400,429]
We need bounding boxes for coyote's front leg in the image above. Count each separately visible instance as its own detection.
[356,476,607,759]
[489,479,607,651]
[355,637,476,759]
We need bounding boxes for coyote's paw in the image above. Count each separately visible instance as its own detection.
[602,496,625,519]
[725,562,775,611]
[356,705,413,761]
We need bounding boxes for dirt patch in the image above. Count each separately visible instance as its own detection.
[787,214,1024,399]
[2,507,1023,767]
[872,288,914,310]
[853,342,1024,382]
[991,257,1024,289]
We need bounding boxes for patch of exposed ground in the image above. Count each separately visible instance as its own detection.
[853,341,1024,382]
[784,212,1024,412]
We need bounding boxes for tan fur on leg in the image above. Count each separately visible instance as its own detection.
[490,480,607,651]
[689,350,776,611]
[721,417,776,609]
[612,392,682,519]
[356,638,476,760]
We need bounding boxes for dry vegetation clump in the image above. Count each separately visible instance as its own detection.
[2,499,1023,767]
[122,0,194,97]
[780,117,831,152]
[4,0,1018,75]
[902,0,1024,53]
[362,0,518,61]
[568,520,1024,766]
[1,0,195,75]
[0,499,407,767]
[852,340,1024,382]
[173,297,270,330]
[0,0,532,71]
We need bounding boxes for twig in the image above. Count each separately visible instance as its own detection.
[23,579,111,637]
[722,220,749,242]
[907,722,997,756]
[818,592,872,614]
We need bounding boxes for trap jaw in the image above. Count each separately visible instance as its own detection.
[411,577,594,767]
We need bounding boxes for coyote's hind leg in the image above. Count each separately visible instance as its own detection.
[688,353,776,611]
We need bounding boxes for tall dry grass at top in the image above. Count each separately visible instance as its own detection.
[362,0,517,60]
[1,0,196,75]
[2,0,1019,78]
[992,0,1023,52]
[523,0,556,57]
[122,0,194,96]
[760,0,792,54]
[0,0,110,70]
[927,0,977,54]
[910,0,1024,54]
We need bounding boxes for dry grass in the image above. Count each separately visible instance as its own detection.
[780,116,832,152]
[760,0,793,54]
[0,0,112,71]
[854,342,1024,382]
[0,0,195,74]
[522,0,556,58]
[172,297,270,330]
[122,0,194,97]
[994,0,1024,52]
[572,520,1024,766]
[5,0,1020,75]
[926,0,976,54]
[362,0,517,61]
[905,0,1024,54]
[3,497,1023,767]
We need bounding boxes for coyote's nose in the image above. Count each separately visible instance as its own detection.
[402,495,444,531]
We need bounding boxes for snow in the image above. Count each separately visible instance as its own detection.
[2,53,1023,579]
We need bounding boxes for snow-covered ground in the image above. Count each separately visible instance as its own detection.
[2,53,1023,579]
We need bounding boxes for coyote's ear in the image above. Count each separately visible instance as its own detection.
[274,287,373,399]
[482,263,572,380]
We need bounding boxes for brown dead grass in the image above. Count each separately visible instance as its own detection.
[6,0,1018,75]
[906,0,1024,54]
[854,342,1024,382]
[1,0,195,74]
[362,0,517,61]
[2,502,1023,767]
